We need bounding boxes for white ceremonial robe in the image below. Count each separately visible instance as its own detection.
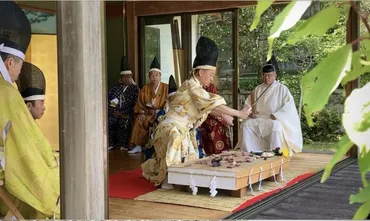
[237,81,303,155]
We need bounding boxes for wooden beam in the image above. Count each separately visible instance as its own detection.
[106,2,124,18]
[134,1,256,17]
[345,4,360,158]
[126,1,139,83]
[56,1,108,219]
[17,1,122,18]
[17,1,56,14]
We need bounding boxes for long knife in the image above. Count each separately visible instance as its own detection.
[251,81,274,107]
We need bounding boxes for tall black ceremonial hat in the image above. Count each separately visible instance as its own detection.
[149,56,161,73]
[16,62,46,101]
[168,75,177,94]
[120,55,132,75]
[0,1,31,83]
[0,1,31,55]
[192,36,218,70]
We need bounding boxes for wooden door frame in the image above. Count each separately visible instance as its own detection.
[125,1,360,157]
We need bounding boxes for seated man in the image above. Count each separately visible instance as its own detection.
[238,60,303,156]
[144,75,177,161]
[198,83,231,155]
[16,62,46,120]
[128,57,168,153]
[108,56,139,150]
[16,62,60,164]
[0,1,59,218]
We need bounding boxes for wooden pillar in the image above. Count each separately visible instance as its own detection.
[345,4,360,158]
[232,9,240,147]
[183,13,192,79]
[125,1,139,84]
[56,1,108,219]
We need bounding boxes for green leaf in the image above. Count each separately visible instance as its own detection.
[321,135,354,183]
[249,0,274,31]
[350,180,370,204]
[267,0,312,60]
[358,148,370,186]
[302,44,352,126]
[342,40,370,85]
[343,2,351,21]
[343,82,370,153]
[363,38,370,51]
[353,200,370,220]
[341,51,370,85]
[287,4,341,45]
[360,39,370,66]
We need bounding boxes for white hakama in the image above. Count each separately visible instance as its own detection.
[237,81,303,155]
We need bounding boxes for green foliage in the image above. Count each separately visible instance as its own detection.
[350,179,370,203]
[249,0,274,31]
[358,148,370,186]
[302,44,352,126]
[321,135,354,183]
[267,0,312,60]
[286,4,341,45]
[197,12,233,72]
[341,50,370,85]
[353,200,370,220]
[342,40,370,85]
[301,107,344,143]
[360,73,370,87]
[276,2,347,72]
[251,1,370,218]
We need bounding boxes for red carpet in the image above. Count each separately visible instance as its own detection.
[232,172,315,212]
[109,168,314,210]
[109,168,158,199]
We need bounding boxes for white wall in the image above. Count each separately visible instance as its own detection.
[146,24,174,85]
[191,15,199,67]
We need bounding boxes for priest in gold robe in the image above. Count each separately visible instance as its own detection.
[237,59,303,156]
[128,57,168,153]
[0,1,60,218]
[142,37,251,189]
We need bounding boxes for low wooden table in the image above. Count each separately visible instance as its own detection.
[168,152,290,198]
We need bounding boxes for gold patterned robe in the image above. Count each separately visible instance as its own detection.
[141,77,226,186]
[130,82,168,146]
[0,77,60,218]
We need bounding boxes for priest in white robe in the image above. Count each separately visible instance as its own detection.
[238,63,303,156]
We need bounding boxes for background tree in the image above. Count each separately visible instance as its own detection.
[249,0,370,219]
[196,3,350,147]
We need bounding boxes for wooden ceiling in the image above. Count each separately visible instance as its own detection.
[15,1,262,16]
[17,1,56,13]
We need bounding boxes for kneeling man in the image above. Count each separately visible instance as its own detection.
[239,62,302,156]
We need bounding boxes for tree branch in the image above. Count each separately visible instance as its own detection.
[350,36,370,46]
[350,1,370,33]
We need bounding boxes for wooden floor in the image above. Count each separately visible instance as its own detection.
[108,149,335,219]
[108,149,230,219]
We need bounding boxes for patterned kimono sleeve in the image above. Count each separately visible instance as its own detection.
[107,84,121,116]
[192,86,226,115]
[108,84,121,102]
[120,85,139,114]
